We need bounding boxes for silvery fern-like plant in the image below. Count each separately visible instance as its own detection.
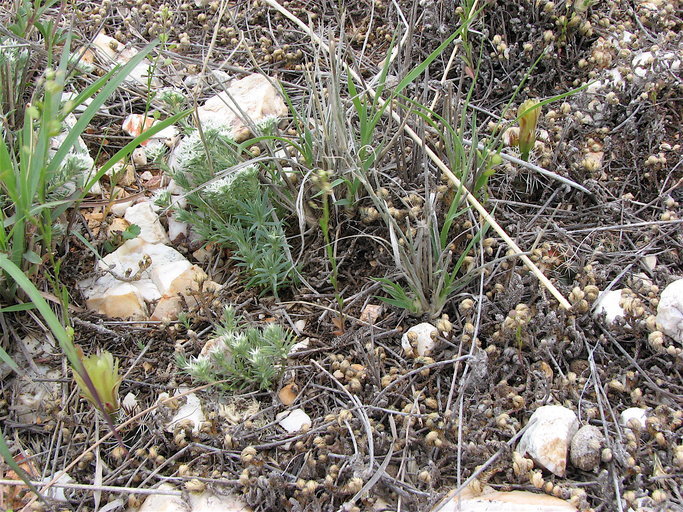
[178,306,295,391]
[168,123,297,297]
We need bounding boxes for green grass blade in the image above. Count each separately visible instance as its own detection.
[47,40,159,176]
[0,253,79,369]
[0,343,20,373]
[0,430,44,503]
[82,109,191,194]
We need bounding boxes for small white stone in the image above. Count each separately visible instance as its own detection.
[620,407,648,429]
[124,202,169,244]
[288,338,310,355]
[643,255,657,271]
[110,197,135,217]
[656,279,683,343]
[38,472,75,502]
[167,215,188,243]
[166,391,205,435]
[122,392,139,412]
[276,408,311,433]
[401,322,438,356]
[593,289,626,325]
[570,425,605,471]
[294,319,307,333]
[517,405,579,477]
[132,147,147,166]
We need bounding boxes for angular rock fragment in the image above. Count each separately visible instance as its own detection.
[656,279,683,343]
[517,405,579,477]
[276,408,312,433]
[124,202,169,244]
[196,73,287,141]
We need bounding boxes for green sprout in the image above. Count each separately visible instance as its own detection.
[517,99,541,162]
[72,350,123,415]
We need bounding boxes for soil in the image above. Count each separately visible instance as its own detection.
[1,1,682,511]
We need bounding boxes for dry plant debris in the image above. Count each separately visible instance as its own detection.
[0,1,682,511]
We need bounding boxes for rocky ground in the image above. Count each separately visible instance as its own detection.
[1,1,682,511]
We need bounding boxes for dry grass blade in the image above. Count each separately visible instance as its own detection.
[262,0,572,310]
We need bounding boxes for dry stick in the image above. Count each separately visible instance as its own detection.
[262,0,572,310]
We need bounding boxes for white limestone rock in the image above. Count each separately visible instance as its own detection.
[81,238,218,320]
[593,289,626,325]
[130,483,185,512]
[620,407,648,429]
[166,391,205,435]
[187,489,251,512]
[151,260,193,295]
[150,263,221,321]
[130,483,251,512]
[82,280,148,320]
[517,405,579,477]
[434,486,577,512]
[99,238,186,277]
[570,425,605,471]
[276,408,312,433]
[401,322,438,356]
[656,279,683,343]
[124,202,169,244]
[196,74,287,142]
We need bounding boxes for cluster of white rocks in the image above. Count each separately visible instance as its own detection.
[75,33,288,322]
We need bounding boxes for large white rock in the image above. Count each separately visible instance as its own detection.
[656,279,683,343]
[434,486,577,512]
[124,202,169,244]
[196,74,287,141]
[81,238,220,320]
[593,289,626,325]
[82,281,148,320]
[401,322,438,356]
[517,405,579,477]
[99,238,186,278]
[130,483,251,512]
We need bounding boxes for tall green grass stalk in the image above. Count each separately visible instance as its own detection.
[0,33,186,300]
